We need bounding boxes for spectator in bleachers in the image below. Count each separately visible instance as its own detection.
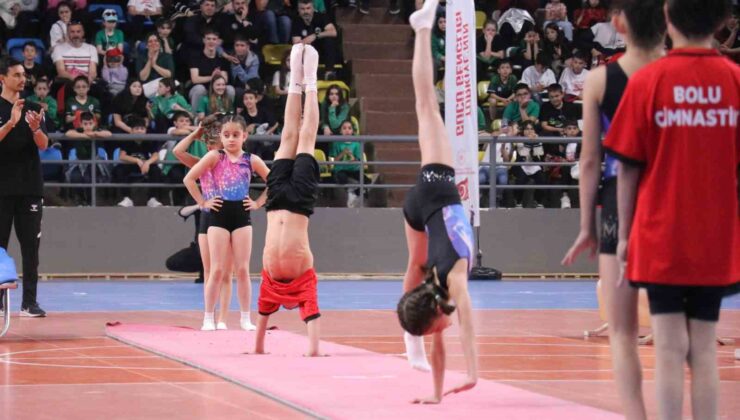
[196,75,234,120]
[27,78,60,132]
[590,10,625,62]
[94,9,124,56]
[127,0,164,42]
[573,0,607,39]
[543,0,573,41]
[486,59,517,121]
[21,42,48,98]
[502,83,540,125]
[520,54,557,100]
[111,80,150,134]
[245,77,277,119]
[220,0,261,49]
[511,120,545,208]
[292,0,340,79]
[0,2,20,46]
[64,111,113,204]
[113,117,165,208]
[11,0,40,38]
[431,14,445,74]
[538,83,580,136]
[497,5,535,47]
[167,110,197,135]
[517,28,542,69]
[188,28,235,112]
[49,2,74,54]
[542,22,572,76]
[182,0,223,56]
[330,120,369,208]
[52,21,98,82]
[558,50,588,101]
[65,75,101,129]
[556,119,580,209]
[155,18,175,54]
[716,13,739,63]
[256,0,292,44]
[229,35,260,93]
[476,20,506,81]
[238,89,278,158]
[320,84,351,136]
[479,121,513,208]
[102,48,128,96]
[137,32,175,89]
[151,77,192,131]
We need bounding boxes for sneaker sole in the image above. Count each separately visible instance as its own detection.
[20,311,46,318]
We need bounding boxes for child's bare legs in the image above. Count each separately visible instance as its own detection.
[410,0,453,167]
[203,227,231,330]
[232,227,256,330]
[275,44,304,161]
[652,313,689,420]
[254,313,269,354]
[305,318,322,357]
[402,221,432,371]
[601,255,646,420]
[688,319,719,420]
[297,45,319,156]
[217,256,232,327]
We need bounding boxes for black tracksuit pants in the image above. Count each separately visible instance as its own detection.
[0,195,42,307]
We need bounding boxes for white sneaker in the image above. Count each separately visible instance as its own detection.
[240,319,257,331]
[347,191,359,208]
[536,203,545,209]
[147,197,163,207]
[561,194,572,209]
[201,319,216,331]
[216,322,227,330]
[117,197,134,207]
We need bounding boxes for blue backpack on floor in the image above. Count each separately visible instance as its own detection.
[0,248,18,285]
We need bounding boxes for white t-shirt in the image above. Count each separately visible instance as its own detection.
[128,0,162,13]
[51,42,98,77]
[482,141,512,165]
[591,22,625,50]
[559,67,589,97]
[521,65,557,91]
[271,70,290,91]
[49,20,68,51]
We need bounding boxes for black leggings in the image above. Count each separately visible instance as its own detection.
[0,196,42,306]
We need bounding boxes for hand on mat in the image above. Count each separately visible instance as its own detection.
[303,352,329,357]
[201,197,223,212]
[243,197,260,210]
[561,230,598,266]
[616,239,628,287]
[443,378,477,396]
[412,396,440,404]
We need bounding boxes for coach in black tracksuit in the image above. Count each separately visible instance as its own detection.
[0,58,49,317]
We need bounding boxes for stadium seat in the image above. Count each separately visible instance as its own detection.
[475,11,486,31]
[477,81,490,102]
[88,4,127,24]
[351,116,360,135]
[491,119,502,132]
[262,44,292,66]
[317,80,350,104]
[314,149,332,180]
[6,38,44,64]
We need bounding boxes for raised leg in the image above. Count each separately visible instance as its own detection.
[297,45,320,156]
[275,44,305,161]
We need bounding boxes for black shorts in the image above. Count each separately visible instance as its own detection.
[403,164,463,232]
[633,282,740,322]
[599,177,618,255]
[265,154,319,217]
[198,210,211,235]
[209,200,251,233]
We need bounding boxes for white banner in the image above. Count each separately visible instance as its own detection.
[444,0,479,226]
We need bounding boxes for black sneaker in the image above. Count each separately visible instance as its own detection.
[20,303,46,318]
[359,0,369,14]
[389,0,400,15]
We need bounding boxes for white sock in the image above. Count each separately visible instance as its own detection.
[204,312,215,322]
[288,44,304,94]
[240,311,251,322]
[404,331,431,371]
[303,45,319,93]
[409,0,440,32]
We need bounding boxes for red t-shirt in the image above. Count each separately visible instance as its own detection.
[604,48,740,287]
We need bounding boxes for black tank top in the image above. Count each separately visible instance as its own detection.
[600,62,628,180]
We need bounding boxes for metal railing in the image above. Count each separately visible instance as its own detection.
[44,133,582,208]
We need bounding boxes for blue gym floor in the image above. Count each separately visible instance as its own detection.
[15,280,740,312]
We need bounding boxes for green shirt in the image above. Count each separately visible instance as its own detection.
[27,95,59,127]
[197,96,232,115]
[162,139,209,176]
[95,29,124,51]
[321,103,350,134]
[135,52,175,83]
[488,74,519,99]
[432,32,445,62]
[152,93,191,119]
[65,96,101,118]
[477,107,486,132]
[329,141,362,173]
[502,100,540,123]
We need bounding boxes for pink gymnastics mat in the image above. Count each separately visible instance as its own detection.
[106,324,620,419]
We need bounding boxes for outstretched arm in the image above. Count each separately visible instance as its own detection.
[413,332,445,404]
[446,266,478,396]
